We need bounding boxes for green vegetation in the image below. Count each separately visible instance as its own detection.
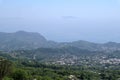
[0,43,120,80]
[0,57,120,80]
[0,57,13,80]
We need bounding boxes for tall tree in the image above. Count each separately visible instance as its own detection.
[0,58,13,80]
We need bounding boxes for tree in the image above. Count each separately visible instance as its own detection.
[12,69,28,80]
[0,58,13,80]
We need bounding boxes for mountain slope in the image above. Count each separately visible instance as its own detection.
[0,31,48,51]
[0,31,120,51]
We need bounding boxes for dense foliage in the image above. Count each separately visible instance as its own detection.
[0,48,120,80]
[0,58,120,80]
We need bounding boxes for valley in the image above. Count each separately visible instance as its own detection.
[0,31,120,80]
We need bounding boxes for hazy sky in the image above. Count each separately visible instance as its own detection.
[0,0,120,42]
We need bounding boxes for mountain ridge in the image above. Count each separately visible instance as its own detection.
[0,31,120,51]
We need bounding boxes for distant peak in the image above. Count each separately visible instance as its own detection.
[105,42,117,44]
[15,31,40,34]
[15,30,28,33]
[15,31,39,35]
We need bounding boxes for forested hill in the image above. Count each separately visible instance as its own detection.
[0,31,120,51]
[0,31,53,51]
